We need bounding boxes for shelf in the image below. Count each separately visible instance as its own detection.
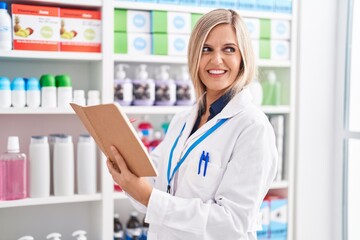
[262,105,290,114]
[113,191,127,200]
[270,180,288,189]
[114,54,291,67]
[0,107,74,114]
[114,2,292,20]
[9,0,102,7]
[0,51,102,62]
[0,194,102,209]
[122,106,191,115]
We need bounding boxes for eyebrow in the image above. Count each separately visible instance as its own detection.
[203,43,238,47]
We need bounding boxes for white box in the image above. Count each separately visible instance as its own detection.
[167,12,191,34]
[271,40,290,60]
[168,34,189,56]
[128,33,151,55]
[271,20,291,40]
[128,10,151,33]
[244,18,260,39]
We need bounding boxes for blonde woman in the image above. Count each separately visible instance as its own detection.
[107,9,278,240]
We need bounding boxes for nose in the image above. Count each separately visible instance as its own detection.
[210,51,223,65]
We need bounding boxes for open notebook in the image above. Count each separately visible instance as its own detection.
[70,103,158,177]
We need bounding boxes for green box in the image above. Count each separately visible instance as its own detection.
[114,32,127,54]
[260,19,271,39]
[152,33,168,55]
[191,13,203,29]
[114,9,127,32]
[260,39,270,59]
[151,11,167,33]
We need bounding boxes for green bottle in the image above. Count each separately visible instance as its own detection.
[261,71,281,105]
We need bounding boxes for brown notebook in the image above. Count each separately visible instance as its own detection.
[70,103,158,177]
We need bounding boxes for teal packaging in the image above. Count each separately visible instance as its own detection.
[238,0,256,10]
[11,77,25,91]
[275,0,292,13]
[218,0,236,8]
[25,78,40,91]
[0,76,10,90]
[200,0,217,7]
[256,0,274,12]
[179,0,199,6]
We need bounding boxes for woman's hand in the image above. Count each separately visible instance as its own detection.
[106,145,153,206]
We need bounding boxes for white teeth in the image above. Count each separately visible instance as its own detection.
[208,70,225,74]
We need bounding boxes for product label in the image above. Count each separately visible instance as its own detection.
[126,228,142,239]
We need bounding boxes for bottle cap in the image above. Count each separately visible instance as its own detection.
[26,77,40,91]
[40,74,56,87]
[17,236,34,240]
[73,90,85,99]
[49,134,62,144]
[115,64,129,80]
[88,90,100,99]
[0,77,10,90]
[7,136,20,153]
[78,134,94,143]
[130,211,139,217]
[0,2,7,9]
[55,134,72,143]
[46,233,62,240]
[137,64,148,80]
[11,77,25,91]
[72,230,87,240]
[55,75,72,87]
[31,135,48,144]
[158,65,170,81]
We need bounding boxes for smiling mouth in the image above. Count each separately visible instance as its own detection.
[207,70,227,75]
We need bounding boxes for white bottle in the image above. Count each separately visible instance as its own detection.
[87,90,100,106]
[29,136,50,198]
[72,90,86,106]
[175,66,195,106]
[26,77,41,108]
[155,65,176,106]
[46,233,61,240]
[56,75,73,108]
[72,230,87,240]
[0,2,12,51]
[114,63,133,106]
[40,74,57,108]
[0,76,11,107]
[132,64,155,106]
[77,134,97,195]
[53,135,74,196]
[248,78,263,107]
[11,77,26,108]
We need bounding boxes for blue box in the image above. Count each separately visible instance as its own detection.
[238,0,256,10]
[200,0,217,7]
[158,0,179,4]
[256,0,274,12]
[269,198,288,238]
[218,0,236,8]
[275,0,292,13]
[179,0,199,5]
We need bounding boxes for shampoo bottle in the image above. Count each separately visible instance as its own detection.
[155,65,176,106]
[114,213,124,240]
[114,64,133,106]
[133,64,155,106]
[0,2,12,51]
[261,71,281,105]
[126,211,142,240]
[175,66,195,106]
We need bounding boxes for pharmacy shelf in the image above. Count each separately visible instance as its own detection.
[113,191,128,200]
[0,194,102,209]
[0,107,74,114]
[114,54,291,67]
[10,0,102,7]
[262,105,290,114]
[114,1,292,20]
[0,50,102,61]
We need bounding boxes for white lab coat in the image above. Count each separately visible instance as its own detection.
[129,88,278,240]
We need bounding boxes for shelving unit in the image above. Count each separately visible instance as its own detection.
[0,0,297,239]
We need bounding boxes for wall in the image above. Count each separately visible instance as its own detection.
[296,0,341,239]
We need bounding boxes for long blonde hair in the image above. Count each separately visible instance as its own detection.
[188,9,257,106]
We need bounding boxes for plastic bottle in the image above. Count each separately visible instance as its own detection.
[46,233,61,240]
[53,135,74,196]
[48,134,60,195]
[261,71,281,105]
[17,236,34,240]
[126,211,142,240]
[56,74,72,108]
[132,64,155,106]
[72,90,86,106]
[11,77,26,108]
[72,230,87,240]
[155,65,176,106]
[137,115,153,144]
[114,213,124,240]
[77,134,97,195]
[0,76,11,107]
[0,136,27,200]
[87,90,100,106]
[248,78,263,107]
[29,136,50,198]
[114,64,133,106]
[175,66,195,106]
[0,2,12,51]
[40,74,57,108]
[141,216,149,240]
[149,131,162,152]
[26,77,41,108]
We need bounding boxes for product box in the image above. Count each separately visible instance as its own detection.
[114,32,151,55]
[158,0,179,4]
[114,9,151,33]
[275,0,292,13]
[257,200,270,239]
[59,8,101,53]
[252,39,259,57]
[244,18,260,39]
[12,4,60,51]
[256,0,274,12]
[191,13,203,29]
[267,196,288,239]
[200,0,218,7]
[218,0,236,8]
[258,19,291,40]
[179,0,199,6]
[152,33,189,56]
[238,0,256,10]
[151,11,191,34]
[259,39,290,60]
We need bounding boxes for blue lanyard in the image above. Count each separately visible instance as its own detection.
[166,118,229,194]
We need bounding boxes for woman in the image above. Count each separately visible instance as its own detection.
[107,9,278,240]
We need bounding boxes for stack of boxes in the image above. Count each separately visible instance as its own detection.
[11,4,101,52]
[244,17,291,60]
[114,9,203,57]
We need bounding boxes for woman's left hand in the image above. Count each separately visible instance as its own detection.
[106,145,153,206]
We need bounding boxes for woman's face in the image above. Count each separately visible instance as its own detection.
[198,23,242,97]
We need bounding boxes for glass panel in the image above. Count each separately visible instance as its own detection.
[349,0,360,132]
[347,139,360,240]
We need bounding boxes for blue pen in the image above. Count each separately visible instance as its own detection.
[198,151,205,175]
[203,152,209,177]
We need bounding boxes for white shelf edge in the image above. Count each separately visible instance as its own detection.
[270,181,288,189]
[114,2,292,20]
[0,194,102,209]
[0,107,75,114]
[122,106,191,115]
[22,0,102,7]
[113,191,128,200]
[0,51,102,61]
[262,105,290,114]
